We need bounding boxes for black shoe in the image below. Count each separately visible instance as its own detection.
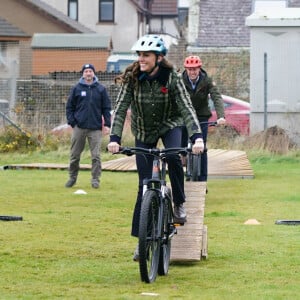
[133,244,139,262]
[65,178,76,188]
[91,179,99,189]
[174,204,187,223]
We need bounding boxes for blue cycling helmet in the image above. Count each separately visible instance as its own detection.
[131,34,168,56]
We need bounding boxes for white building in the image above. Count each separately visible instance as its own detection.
[246,7,300,144]
[40,0,180,53]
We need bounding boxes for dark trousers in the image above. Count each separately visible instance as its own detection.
[182,119,208,181]
[131,127,184,237]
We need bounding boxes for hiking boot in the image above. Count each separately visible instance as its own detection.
[174,204,187,223]
[65,178,76,188]
[133,244,139,262]
[91,179,99,189]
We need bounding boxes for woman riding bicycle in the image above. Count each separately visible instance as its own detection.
[107,35,204,260]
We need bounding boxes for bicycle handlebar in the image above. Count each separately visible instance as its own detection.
[117,146,190,157]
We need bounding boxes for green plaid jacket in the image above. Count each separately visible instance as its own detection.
[111,68,201,144]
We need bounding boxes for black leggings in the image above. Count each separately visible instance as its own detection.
[131,127,184,237]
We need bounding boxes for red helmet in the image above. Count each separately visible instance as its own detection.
[184,55,202,68]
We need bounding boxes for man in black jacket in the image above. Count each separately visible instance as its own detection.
[182,56,225,182]
[65,63,111,188]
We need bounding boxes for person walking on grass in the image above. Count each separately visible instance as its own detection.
[65,63,111,189]
[107,35,204,261]
[181,55,226,183]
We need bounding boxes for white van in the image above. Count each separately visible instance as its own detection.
[106,54,137,73]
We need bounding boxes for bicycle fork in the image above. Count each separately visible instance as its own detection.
[161,186,177,239]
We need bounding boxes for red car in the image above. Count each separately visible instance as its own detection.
[209,95,250,135]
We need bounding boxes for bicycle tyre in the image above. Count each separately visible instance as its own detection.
[191,154,201,181]
[185,152,194,181]
[139,190,160,283]
[158,187,172,276]
[0,215,23,221]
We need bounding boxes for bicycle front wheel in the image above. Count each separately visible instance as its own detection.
[139,190,160,283]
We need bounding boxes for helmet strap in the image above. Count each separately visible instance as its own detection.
[146,54,161,75]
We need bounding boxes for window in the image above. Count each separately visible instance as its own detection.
[178,7,188,27]
[99,0,114,22]
[0,42,7,66]
[68,0,78,20]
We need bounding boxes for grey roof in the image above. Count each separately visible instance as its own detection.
[289,0,300,7]
[151,0,178,16]
[196,0,300,48]
[31,33,111,48]
[197,0,252,48]
[0,17,30,37]
[25,0,95,33]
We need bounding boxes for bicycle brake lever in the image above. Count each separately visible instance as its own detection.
[119,147,134,156]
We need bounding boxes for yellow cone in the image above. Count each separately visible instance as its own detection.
[244,219,261,225]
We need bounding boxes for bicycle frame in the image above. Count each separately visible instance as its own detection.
[142,150,177,239]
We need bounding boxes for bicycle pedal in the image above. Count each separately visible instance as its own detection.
[174,221,185,227]
[173,216,187,225]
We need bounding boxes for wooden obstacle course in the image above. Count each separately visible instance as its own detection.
[101,149,254,178]
[170,181,208,261]
[2,149,254,179]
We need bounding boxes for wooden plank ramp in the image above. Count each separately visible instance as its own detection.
[171,181,208,262]
[101,148,254,178]
[2,149,254,179]
[208,149,254,179]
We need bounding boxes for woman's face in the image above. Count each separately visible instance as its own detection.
[137,51,161,73]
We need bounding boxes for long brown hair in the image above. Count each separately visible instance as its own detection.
[115,56,174,90]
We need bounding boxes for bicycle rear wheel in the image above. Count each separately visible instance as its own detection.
[139,189,160,283]
[158,187,173,276]
[191,154,201,181]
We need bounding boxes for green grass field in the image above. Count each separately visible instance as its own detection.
[0,151,299,299]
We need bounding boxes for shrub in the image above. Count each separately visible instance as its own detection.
[0,126,66,153]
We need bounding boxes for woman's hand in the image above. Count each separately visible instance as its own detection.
[192,138,204,154]
[107,142,120,153]
[217,117,226,125]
